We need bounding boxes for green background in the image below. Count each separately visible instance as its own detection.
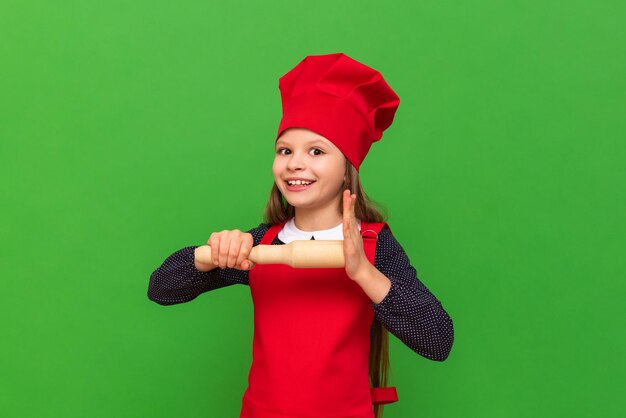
[1,1,624,417]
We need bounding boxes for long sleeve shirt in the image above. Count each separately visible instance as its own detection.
[147,222,454,361]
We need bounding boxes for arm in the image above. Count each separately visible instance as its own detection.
[370,228,455,361]
[147,223,268,305]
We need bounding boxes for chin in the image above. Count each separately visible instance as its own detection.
[283,194,314,207]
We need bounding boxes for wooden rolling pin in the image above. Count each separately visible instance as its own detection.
[195,240,345,268]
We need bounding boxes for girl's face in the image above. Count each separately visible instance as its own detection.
[273,128,346,211]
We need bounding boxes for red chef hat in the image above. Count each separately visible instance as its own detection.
[276,52,400,171]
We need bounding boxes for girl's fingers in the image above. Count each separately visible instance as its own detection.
[344,190,353,217]
[350,194,355,220]
[217,238,227,267]
[228,237,244,268]
[343,190,351,236]
[208,231,253,270]
[220,236,234,267]
[209,236,219,266]
[343,190,359,244]
[236,240,252,268]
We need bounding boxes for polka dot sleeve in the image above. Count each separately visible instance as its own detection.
[371,227,455,361]
[147,223,269,305]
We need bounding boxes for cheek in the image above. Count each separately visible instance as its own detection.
[328,159,346,183]
[272,161,287,185]
[272,160,281,176]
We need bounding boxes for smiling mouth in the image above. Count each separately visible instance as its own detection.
[285,181,316,192]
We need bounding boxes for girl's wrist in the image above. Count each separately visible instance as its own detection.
[351,263,392,304]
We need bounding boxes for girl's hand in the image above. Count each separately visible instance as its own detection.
[342,189,371,280]
[207,229,256,270]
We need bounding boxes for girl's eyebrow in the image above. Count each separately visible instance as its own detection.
[276,138,326,147]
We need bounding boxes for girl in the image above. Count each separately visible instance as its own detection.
[148,52,454,418]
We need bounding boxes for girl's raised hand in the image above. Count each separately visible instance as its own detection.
[342,189,371,280]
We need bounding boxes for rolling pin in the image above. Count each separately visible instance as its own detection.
[195,240,345,268]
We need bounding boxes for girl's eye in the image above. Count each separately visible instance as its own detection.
[276,148,324,156]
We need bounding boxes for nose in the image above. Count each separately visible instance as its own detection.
[286,150,306,171]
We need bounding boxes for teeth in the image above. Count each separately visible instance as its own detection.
[288,180,313,185]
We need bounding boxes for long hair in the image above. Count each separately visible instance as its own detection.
[263,156,392,418]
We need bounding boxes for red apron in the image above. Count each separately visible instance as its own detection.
[240,220,398,418]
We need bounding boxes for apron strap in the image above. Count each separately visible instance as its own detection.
[260,221,286,245]
[360,221,388,266]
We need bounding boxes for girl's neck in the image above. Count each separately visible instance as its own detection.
[293,207,343,232]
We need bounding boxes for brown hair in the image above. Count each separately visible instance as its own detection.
[263,156,392,418]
